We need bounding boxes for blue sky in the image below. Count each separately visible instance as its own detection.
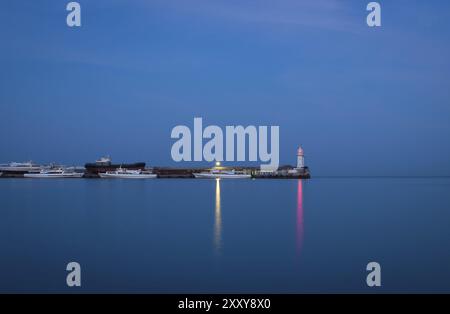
[1,0,450,175]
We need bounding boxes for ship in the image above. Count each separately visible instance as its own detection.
[24,168,84,178]
[193,162,251,179]
[84,156,146,177]
[0,161,42,174]
[193,169,251,179]
[99,167,157,179]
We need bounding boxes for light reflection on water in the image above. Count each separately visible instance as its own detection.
[296,179,304,254]
[214,178,222,253]
[213,178,303,255]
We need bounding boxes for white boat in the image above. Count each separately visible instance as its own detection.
[0,161,42,172]
[194,169,251,179]
[24,168,84,178]
[99,168,157,179]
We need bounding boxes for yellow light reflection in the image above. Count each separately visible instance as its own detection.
[214,178,222,252]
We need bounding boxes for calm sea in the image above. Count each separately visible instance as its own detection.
[1,177,450,293]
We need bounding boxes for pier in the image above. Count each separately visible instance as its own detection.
[0,165,310,179]
[0,147,310,179]
[152,165,311,179]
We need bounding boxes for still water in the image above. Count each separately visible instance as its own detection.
[1,177,450,293]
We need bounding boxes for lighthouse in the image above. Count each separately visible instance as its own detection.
[297,146,305,169]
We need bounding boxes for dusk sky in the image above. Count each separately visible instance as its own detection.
[1,0,450,175]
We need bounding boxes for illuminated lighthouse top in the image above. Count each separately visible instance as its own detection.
[296,146,305,169]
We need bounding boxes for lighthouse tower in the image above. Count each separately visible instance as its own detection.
[297,146,305,169]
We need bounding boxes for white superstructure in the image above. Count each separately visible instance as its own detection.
[96,156,112,166]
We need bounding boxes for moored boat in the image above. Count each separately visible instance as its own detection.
[84,156,146,177]
[194,169,251,179]
[0,161,42,173]
[99,168,157,179]
[24,168,84,178]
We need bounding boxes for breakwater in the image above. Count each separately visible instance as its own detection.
[0,165,310,179]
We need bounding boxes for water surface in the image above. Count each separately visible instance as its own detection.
[1,177,449,293]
